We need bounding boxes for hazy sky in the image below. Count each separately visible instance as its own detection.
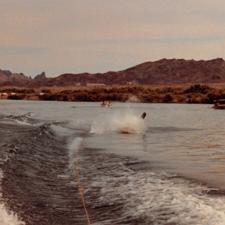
[1,0,225,76]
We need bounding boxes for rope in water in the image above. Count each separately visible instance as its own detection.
[75,155,92,225]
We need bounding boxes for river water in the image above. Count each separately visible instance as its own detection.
[1,100,225,225]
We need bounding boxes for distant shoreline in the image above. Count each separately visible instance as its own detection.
[0,84,224,104]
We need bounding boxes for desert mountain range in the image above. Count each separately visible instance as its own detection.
[1,58,225,87]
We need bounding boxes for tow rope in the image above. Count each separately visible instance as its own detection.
[75,156,92,225]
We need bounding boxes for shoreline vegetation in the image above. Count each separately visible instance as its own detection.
[1,84,225,103]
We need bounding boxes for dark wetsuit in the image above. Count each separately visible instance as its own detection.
[141,112,146,119]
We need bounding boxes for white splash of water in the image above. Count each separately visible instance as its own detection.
[67,137,83,171]
[122,173,225,225]
[112,112,145,134]
[90,110,145,134]
[50,124,74,137]
[0,172,25,225]
[0,204,25,225]
[13,119,31,126]
[98,170,225,225]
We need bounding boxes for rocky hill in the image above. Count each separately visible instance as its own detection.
[1,58,225,87]
[0,69,31,86]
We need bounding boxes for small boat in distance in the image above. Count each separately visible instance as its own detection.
[101,101,112,107]
[213,99,225,109]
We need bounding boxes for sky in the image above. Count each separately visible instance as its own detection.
[1,0,225,77]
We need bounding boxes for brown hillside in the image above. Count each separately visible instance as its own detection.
[1,58,225,87]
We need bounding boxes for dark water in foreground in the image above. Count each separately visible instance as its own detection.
[1,100,225,225]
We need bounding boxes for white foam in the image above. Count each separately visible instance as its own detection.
[90,110,145,134]
[122,174,225,225]
[67,137,83,172]
[14,119,31,126]
[95,169,225,225]
[0,172,25,225]
[50,124,74,137]
[112,112,145,134]
[0,204,25,225]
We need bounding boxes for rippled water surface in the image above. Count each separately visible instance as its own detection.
[1,100,225,225]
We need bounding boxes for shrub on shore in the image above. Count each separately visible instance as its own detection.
[2,84,225,104]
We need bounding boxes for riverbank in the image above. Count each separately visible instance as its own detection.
[1,84,225,103]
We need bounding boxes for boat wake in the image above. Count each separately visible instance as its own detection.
[1,109,225,225]
[76,148,225,225]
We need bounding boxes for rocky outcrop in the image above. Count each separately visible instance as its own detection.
[0,69,30,86]
[34,72,46,80]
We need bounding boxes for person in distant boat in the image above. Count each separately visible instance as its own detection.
[141,112,147,119]
[107,101,112,107]
[101,101,107,107]
[101,101,112,107]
